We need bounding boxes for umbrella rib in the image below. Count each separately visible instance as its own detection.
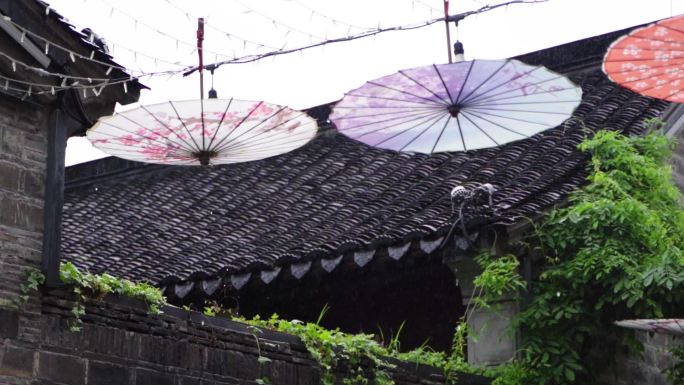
[213,133,316,157]
[456,59,510,104]
[139,105,198,153]
[659,21,684,36]
[470,106,571,115]
[606,62,684,77]
[168,100,203,152]
[337,109,444,131]
[365,80,451,106]
[465,74,571,105]
[397,114,447,152]
[432,64,455,104]
[212,108,304,154]
[207,97,234,151]
[90,126,194,154]
[399,68,451,104]
[471,99,582,107]
[460,111,527,137]
[333,105,441,109]
[451,60,475,104]
[214,110,308,153]
[465,109,550,128]
[617,70,684,86]
[613,35,684,49]
[468,86,580,106]
[93,144,194,160]
[100,116,196,154]
[647,79,684,101]
[333,109,443,120]
[352,110,445,139]
[606,57,684,64]
[429,114,452,153]
[207,101,264,153]
[459,111,500,146]
[370,112,445,147]
[217,127,316,154]
[460,65,545,105]
[346,92,445,107]
[455,115,467,151]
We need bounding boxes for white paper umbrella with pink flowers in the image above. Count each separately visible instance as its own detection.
[87,99,318,166]
[330,59,582,153]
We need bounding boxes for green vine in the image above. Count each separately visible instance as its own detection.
[10,267,45,309]
[59,262,167,331]
[512,130,684,384]
[668,343,684,385]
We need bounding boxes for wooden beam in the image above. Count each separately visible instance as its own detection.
[41,109,66,287]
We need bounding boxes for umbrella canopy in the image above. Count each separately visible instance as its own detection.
[603,14,684,103]
[330,59,582,153]
[87,99,318,166]
[615,319,684,336]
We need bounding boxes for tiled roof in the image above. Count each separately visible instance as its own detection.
[61,28,670,297]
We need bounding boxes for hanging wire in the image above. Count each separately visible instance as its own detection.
[2,14,190,73]
[83,0,238,62]
[158,0,282,50]
[184,0,546,75]
[283,0,377,31]
[230,0,327,41]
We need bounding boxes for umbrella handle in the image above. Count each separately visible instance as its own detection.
[444,1,452,64]
[197,18,205,100]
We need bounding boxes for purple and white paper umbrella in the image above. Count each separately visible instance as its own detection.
[330,59,582,153]
[87,99,318,166]
[615,319,684,336]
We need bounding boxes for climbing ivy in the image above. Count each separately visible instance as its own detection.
[59,262,167,331]
[513,130,684,384]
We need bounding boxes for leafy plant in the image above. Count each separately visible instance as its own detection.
[668,343,684,385]
[514,131,684,383]
[59,262,167,331]
[11,267,45,309]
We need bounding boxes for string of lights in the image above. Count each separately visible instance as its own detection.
[85,0,241,62]
[230,0,326,41]
[283,0,376,31]
[158,0,282,51]
[184,0,545,75]
[2,13,190,73]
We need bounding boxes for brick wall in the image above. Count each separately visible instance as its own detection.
[0,292,488,385]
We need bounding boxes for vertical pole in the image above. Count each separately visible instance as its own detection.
[444,0,453,64]
[197,18,206,151]
[41,109,66,287]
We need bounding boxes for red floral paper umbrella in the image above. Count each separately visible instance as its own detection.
[603,14,684,103]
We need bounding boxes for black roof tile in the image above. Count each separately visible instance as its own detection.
[61,29,671,287]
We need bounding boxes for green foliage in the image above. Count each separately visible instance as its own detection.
[516,131,684,384]
[668,343,684,385]
[240,313,395,385]
[59,262,167,331]
[10,268,45,309]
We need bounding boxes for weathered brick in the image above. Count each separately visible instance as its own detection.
[0,309,19,338]
[0,346,34,378]
[135,368,174,385]
[88,360,129,385]
[0,162,20,191]
[22,170,44,199]
[38,351,85,385]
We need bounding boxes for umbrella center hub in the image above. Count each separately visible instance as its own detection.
[447,104,461,117]
[193,150,218,166]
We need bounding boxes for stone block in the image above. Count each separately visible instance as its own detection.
[0,346,34,378]
[135,368,175,385]
[0,309,19,338]
[467,301,517,365]
[88,360,129,385]
[22,170,44,199]
[0,161,20,191]
[38,351,85,385]
[0,199,43,232]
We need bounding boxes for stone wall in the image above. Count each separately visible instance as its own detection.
[0,291,489,385]
[0,97,48,306]
[604,331,681,385]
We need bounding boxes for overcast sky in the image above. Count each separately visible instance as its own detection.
[43,0,683,165]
